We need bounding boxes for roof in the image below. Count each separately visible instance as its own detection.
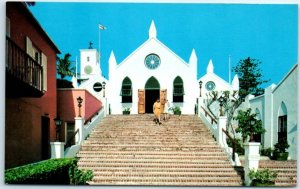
[13,2,61,54]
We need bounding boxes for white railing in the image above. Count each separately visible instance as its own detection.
[198,99,241,166]
[64,107,105,158]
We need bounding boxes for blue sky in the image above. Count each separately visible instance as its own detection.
[29,2,298,87]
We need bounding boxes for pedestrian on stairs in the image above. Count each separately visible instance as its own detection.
[163,99,170,121]
[153,98,162,125]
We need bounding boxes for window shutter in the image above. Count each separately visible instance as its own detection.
[26,36,33,57]
[6,17,10,37]
[41,52,47,91]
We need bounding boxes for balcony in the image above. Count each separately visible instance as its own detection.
[6,37,44,97]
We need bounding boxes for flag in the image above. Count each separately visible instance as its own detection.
[99,24,106,30]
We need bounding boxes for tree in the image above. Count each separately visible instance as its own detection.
[232,57,269,98]
[234,108,265,142]
[57,53,75,80]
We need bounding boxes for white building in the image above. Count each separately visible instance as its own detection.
[75,20,237,114]
[105,20,237,114]
[246,64,298,159]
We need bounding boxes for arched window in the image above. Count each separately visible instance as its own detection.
[120,77,132,103]
[278,102,288,141]
[145,76,160,90]
[173,76,184,102]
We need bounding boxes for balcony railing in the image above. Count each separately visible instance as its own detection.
[6,37,44,97]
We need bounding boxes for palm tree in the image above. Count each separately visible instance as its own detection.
[57,53,75,80]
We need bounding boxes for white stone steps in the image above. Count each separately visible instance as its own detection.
[77,151,229,157]
[78,162,234,169]
[78,159,231,165]
[90,167,239,173]
[77,114,243,186]
[88,177,242,186]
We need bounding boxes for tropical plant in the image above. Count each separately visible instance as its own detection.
[171,106,181,115]
[260,147,273,157]
[272,138,289,160]
[274,138,289,153]
[122,106,130,114]
[249,168,277,186]
[232,57,269,99]
[234,108,265,142]
[57,53,75,79]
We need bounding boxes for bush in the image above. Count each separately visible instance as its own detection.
[69,161,93,185]
[249,168,277,186]
[5,158,93,185]
[5,158,75,184]
[274,138,289,153]
[261,147,273,157]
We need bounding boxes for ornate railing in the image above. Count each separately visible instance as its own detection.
[6,37,43,92]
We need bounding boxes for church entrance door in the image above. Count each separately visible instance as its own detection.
[142,76,161,114]
[145,89,160,113]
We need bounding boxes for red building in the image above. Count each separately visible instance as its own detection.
[5,2,61,168]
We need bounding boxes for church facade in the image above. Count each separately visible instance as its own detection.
[76,20,238,115]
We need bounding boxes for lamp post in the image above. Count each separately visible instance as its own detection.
[54,116,62,141]
[102,81,106,97]
[249,119,256,142]
[199,80,203,97]
[218,94,225,116]
[77,96,83,117]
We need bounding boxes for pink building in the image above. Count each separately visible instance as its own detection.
[6,2,60,168]
[57,89,102,145]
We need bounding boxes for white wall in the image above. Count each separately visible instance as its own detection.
[108,38,198,114]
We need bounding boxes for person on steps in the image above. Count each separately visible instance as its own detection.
[153,98,162,125]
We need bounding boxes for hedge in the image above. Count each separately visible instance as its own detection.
[5,158,76,184]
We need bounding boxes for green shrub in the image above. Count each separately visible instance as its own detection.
[261,147,273,157]
[5,158,93,185]
[5,158,75,184]
[69,160,93,185]
[249,168,277,186]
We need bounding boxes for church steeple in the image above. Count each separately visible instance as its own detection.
[149,20,157,39]
[207,59,214,73]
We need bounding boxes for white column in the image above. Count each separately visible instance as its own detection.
[244,142,261,186]
[217,116,227,147]
[75,117,84,144]
[197,97,204,117]
[50,142,65,159]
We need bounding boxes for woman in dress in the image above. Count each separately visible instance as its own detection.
[153,98,162,125]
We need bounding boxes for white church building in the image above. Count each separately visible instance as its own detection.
[73,20,297,160]
[79,20,237,114]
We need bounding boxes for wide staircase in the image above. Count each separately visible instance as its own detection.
[77,114,243,186]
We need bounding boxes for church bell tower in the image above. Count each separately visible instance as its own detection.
[80,42,102,80]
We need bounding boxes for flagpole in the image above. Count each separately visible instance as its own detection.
[98,26,101,62]
[228,54,231,84]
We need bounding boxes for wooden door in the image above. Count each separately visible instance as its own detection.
[160,89,167,105]
[138,89,145,114]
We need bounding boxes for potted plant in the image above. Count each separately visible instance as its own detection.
[122,107,130,115]
[273,138,289,160]
[172,106,181,115]
[249,168,277,186]
[234,108,265,142]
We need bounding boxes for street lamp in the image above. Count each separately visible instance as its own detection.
[54,116,62,141]
[102,81,106,97]
[77,96,83,117]
[199,80,203,97]
[249,119,256,142]
[218,94,226,116]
